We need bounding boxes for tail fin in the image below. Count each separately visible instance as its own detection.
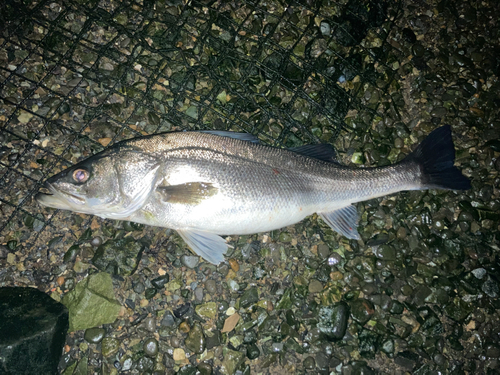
[406,125,471,190]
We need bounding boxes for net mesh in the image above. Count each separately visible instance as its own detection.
[1,0,397,266]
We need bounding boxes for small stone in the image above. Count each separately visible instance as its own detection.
[318,302,349,341]
[350,299,375,324]
[197,362,213,375]
[90,236,103,247]
[161,311,176,327]
[327,253,342,266]
[308,279,323,294]
[278,231,292,242]
[194,287,204,302]
[92,237,146,276]
[205,280,217,294]
[181,255,199,268]
[179,322,190,333]
[240,287,258,308]
[143,338,159,357]
[206,330,222,349]
[246,343,260,359]
[317,244,330,259]
[374,245,396,261]
[228,258,240,272]
[195,302,217,320]
[184,323,206,354]
[143,317,156,332]
[228,280,239,292]
[101,337,120,357]
[173,348,186,361]
[84,327,105,343]
[220,348,244,375]
[303,356,315,369]
[151,275,170,289]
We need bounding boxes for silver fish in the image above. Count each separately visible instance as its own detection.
[36,126,470,264]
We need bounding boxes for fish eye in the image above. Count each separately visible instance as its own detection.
[72,168,89,184]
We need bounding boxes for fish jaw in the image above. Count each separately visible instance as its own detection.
[35,182,87,211]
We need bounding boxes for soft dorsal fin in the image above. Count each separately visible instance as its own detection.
[200,130,260,143]
[289,144,340,164]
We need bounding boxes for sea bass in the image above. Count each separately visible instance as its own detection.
[36,126,470,264]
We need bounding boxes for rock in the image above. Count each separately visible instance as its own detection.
[0,287,69,375]
[151,275,170,289]
[350,298,375,324]
[143,337,159,357]
[180,255,199,268]
[308,279,323,294]
[318,302,349,341]
[220,348,245,375]
[91,237,146,276]
[195,302,217,320]
[239,287,258,308]
[101,337,120,357]
[184,322,206,354]
[84,327,105,343]
[62,272,121,331]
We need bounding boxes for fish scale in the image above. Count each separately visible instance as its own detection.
[36,126,470,264]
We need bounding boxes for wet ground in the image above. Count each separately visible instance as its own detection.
[1,0,499,374]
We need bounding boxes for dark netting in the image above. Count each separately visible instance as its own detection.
[1,0,397,250]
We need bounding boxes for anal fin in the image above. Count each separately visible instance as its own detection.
[319,205,360,240]
[177,229,228,265]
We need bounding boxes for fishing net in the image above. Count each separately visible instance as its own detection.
[1,0,397,252]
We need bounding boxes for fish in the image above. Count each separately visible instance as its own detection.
[36,125,470,265]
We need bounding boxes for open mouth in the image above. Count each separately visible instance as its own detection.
[35,183,85,208]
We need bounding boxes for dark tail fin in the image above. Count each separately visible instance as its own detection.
[406,125,471,190]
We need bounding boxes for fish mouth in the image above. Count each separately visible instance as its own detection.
[35,183,86,209]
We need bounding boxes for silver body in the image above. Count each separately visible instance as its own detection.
[128,132,419,234]
[36,127,469,264]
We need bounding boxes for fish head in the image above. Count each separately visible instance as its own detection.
[36,146,161,219]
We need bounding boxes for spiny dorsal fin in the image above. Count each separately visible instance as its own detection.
[200,131,260,143]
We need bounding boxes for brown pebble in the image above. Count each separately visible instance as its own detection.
[330,271,343,281]
[179,321,190,333]
[57,276,65,286]
[228,258,239,272]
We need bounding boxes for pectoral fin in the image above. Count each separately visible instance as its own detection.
[157,182,218,204]
[177,229,228,265]
[319,205,360,240]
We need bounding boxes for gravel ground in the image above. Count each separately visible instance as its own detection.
[1,0,499,374]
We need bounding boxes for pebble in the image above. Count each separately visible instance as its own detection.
[350,299,375,324]
[327,253,342,266]
[184,323,206,354]
[205,280,217,294]
[173,348,186,361]
[84,328,106,343]
[143,338,158,357]
[317,303,349,341]
[303,356,316,369]
[101,337,120,357]
[90,236,103,247]
[143,317,156,332]
[308,279,323,294]
[180,255,199,268]
[317,244,330,259]
[194,286,204,301]
[151,275,170,289]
